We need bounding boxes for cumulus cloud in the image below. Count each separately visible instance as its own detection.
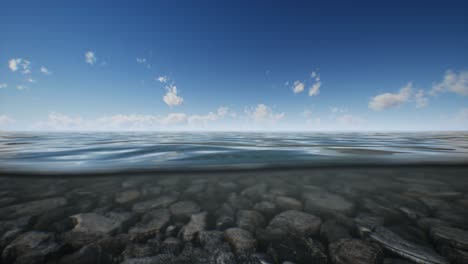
[415,89,428,108]
[84,51,97,65]
[368,83,413,111]
[40,66,52,75]
[157,76,168,83]
[26,77,36,83]
[8,59,20,72]
[292,81,305,94]
[430,70,468,96]
[0,83,7,89]
[163,85,184,107]
[246,104,285,125]
[0,115,15,127]
[308,81,321,96]
[9,58,31,74]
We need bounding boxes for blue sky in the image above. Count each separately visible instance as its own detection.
[1,0,467,131]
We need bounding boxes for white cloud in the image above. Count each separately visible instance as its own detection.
[8,59,20,72]
[136,58,146,63]
[0,115,15,127]
[311,71,317,78]
[9,58,31,74]
[430,70,468,96]
[0,83,7,89]
[163,85,184,107]
[16,85,29,90]
[85,51,97,65]
[293,81,305,94]
[415,89,428,108]
[26,77,36,83]
[308,81,321,96]
[368,83,413,111]
[246,104,285,125]
[40,66,52,75]
[157,76,168,83]
[330,107,347,113]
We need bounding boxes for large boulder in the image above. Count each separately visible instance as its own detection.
[267,210,321,237]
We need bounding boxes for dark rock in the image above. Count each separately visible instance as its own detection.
[169,200,201,222]
[241,183,268,202]
[436,242,468,264]
[180,211,207,242]
[267,210,321,237]
[303,191,354,216]
[383,258,413,264]
[275,196,302,211]
[253,201,277,218]
[268,236,327,264]
[132,196,177,213]
[160,237,182,255]
[33,206,77,231]
[320,220,351,244]
[225,227,256,255]
[176,242,210,264]
[115,189,141,204]
[58,243,113,264]
[129,209,171,241]
[228,193,254,211]
[122,243,159,259]
[236,210,266,233]
[121,254,176,264]
[370,226,448,264]
[0,197,67,220]
[361,197,403,223]
[2,231,62,264]
[431,225,468,251]
[198,230,224,251]
[417,217,450,232]
[71,211,134,234]
[329,238,383,264]
[353,214,385,238]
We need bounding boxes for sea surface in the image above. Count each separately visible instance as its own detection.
[0,132,467,264]
[1,131,468,173]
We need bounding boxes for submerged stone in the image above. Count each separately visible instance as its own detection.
[268,236,327,264]
[169,200,201,222]
[0,197,67,220]
[304,191,354,216]
[132,196,177,212]
[430,225,468,251]
[225,227,257,255]
[180,211,207,242]
[370,227,449,264]
[267,210,321,237]
[2,231,62,264]
[129,209,171,240]
[329,238,383,264]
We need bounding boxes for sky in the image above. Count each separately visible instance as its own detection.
[1,0,467,131]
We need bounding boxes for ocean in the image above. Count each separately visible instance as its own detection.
[0,132,467,264]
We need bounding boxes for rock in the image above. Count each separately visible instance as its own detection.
[228,193,254,210]
[198,230,224,250]
[353,214,384,238]
[304,191,354,216]
[370,227,449,264]
[115,190,141,204]
[329,239,383,264]
[267,210,321,237]
[2,231,62,264]
[361,197,403,222]
[241,183,268,202]
[418,217,450,232]
[236,210,266,233]
[121,254,176,264]
[0,197,67,220]
[180,212,207,242]
[225,227,257,255]
[254,201,277,218]
[140,185,162,197]
[383,258,414,264]
[436,243,468,264]
[122,243,159,259]
[132,196,177,213]
[268,236,327,264]
[431,225,468,251]
[320,220,351,244]
[33,206,77,232]
[175,242,210,263]
[129,209,171,240]
[169,200,201,222]
[160,237,182,255]
[71,211,134,234]
[58,243,113,264]
[275,196,302,212]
